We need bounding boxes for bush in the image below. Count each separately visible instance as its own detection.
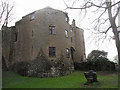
[10,49,74,77]
[2,56,8,71]
[74,57,116,71]
[10,61,30,76]
[27,51,52,77]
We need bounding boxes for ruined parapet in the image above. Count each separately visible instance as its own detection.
[2,26,15,68]
[71,20,86,63]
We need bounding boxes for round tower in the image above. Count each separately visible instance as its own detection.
[12,7,75,77]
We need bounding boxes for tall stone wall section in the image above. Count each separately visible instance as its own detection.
[2,26,15,67]
[74,27,86,63]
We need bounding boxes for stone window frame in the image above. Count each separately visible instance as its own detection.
[30,12,35,21]
[71,37,73,42]
[65,29,68,38]
[14,32,17,42]
[49,25,55,35]
[70,29,73,42]
[49,47,56,57]
[32,30,33,37]
[64,12,69,23]
[66,17,68,22]
[66,48,70,58]
[70,29,73,32]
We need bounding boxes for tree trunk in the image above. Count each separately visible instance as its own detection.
[106,2,120,67]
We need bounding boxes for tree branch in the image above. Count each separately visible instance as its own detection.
[99,26,112,34]
[113,6,120,20]
[0,0,14,28]
[64,1,120,10]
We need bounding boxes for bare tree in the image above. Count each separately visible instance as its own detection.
[64,0,120,65]
[0,0,14,29]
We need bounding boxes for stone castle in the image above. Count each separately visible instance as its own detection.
[2,7,86,77]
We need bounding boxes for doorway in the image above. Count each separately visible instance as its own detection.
[70,47,75,60]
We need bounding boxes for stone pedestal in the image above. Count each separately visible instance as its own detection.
[84,70,98,85]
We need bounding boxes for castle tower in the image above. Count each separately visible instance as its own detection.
[2,7,86,77]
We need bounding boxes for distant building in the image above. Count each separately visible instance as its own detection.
[2,7,86,77]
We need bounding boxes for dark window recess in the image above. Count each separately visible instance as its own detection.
[70,47,75,60]
[66,48,70,58]
[71,37,73,42]
[49,25,55,34]
[14,33,17,42]
[32,30,33,37]
[49,47,56,57]
[32,46,33,52]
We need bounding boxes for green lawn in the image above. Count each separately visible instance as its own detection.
[2,71,118,88]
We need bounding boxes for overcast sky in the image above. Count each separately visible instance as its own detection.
[8,0,118,61]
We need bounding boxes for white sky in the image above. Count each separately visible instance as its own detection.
[9,0,118,61]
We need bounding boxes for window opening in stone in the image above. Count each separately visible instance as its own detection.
[14,32,17,42]
[32,30,33,37]
[30,12,35,20]
[49,25,55,34]
[65,29,68,37]
[66,48,70,58]
[71,37,73,42]
[49,47,56,57]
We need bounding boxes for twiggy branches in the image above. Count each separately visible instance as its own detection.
[0,0,14,29]
[64,0,120,10]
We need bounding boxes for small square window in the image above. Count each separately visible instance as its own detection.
[49,47,56,57]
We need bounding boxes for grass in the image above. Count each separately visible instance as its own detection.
[2,70,118,88]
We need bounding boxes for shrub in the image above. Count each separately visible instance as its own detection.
[10,61,30,76]
[9,49,74,77]
[2,56,8,71]
[74,57,116,71]
[27,51,52,77]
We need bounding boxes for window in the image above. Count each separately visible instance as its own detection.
[49,25,55,34]
[65,29,68,37]
[70,29,73,35]
[32,46,33,52]
[14,32,17,42]
[30,12,35,20]
[65,13,69,23]
[66,17,68,22]
[70,29,73,32]
[32,30,33,37]
[70,29,73,36]
[66,48,70,58]
[49,47,56,57]
[71,37,73,42]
